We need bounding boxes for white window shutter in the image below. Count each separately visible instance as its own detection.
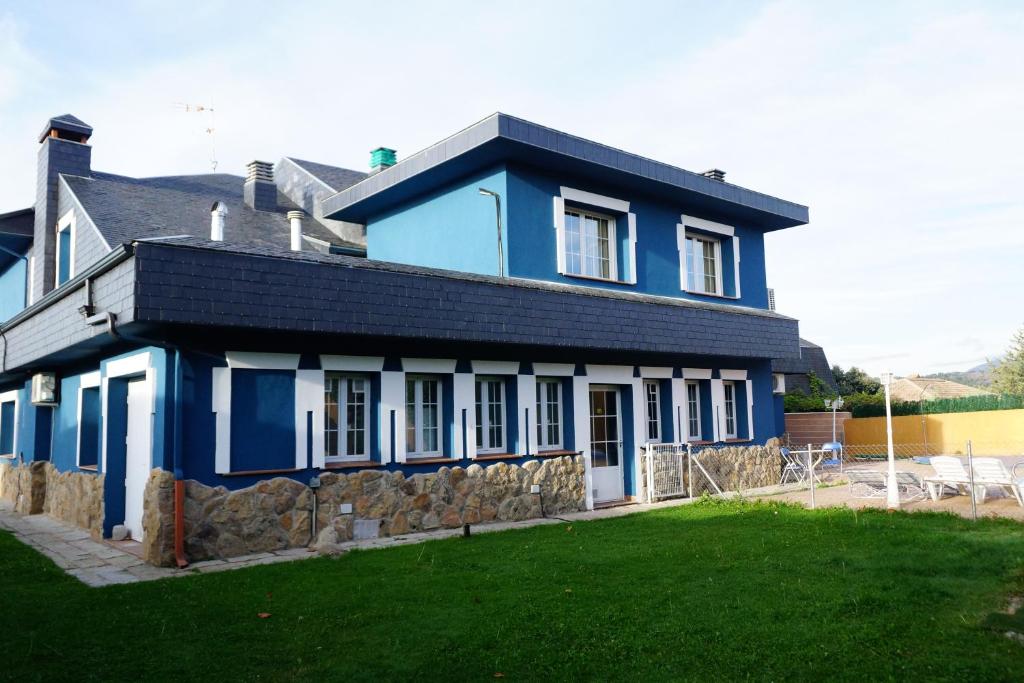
[745,379,755,441]
[627,212,637,284]
[553,196,566,274]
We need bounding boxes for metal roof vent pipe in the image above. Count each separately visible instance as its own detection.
[244,160,277,211]
[702,168,726,182]
[210,201,228,241]
[287,210,303,251]
[369,147,397,174]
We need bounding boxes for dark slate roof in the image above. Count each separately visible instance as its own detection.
[131,238,801,361]
[285,158,367,192]
[324,113,810,230]
[38,113,93,142]
[64,172,362,251]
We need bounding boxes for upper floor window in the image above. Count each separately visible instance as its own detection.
[475,376,505,454]
[406,375,441,458]
[325,374,370,461]
[536,378,562,451]
[564,209,615,280]
[644,380,661,443]
[55,211,75,287]
[684,235,721,295]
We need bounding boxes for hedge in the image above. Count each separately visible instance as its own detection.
[785,392,1024,418]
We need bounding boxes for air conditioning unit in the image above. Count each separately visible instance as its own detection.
[772,373,786,395]
[767,288,777,311]
[31,372,59,406]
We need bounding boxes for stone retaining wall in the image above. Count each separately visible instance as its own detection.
[1,461,103,527]
[171,455,585,564]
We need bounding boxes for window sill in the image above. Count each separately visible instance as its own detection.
[404,457,460,465]
[78,465,99,472]
[535,449,581,458]
[564,272,634,286]
[223,467,302,477]
[474,453,520,462]
[724,438,753,444]
[323,460,382,470]
[0,454,15,460]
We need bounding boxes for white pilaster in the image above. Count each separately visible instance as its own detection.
[295,369,325,470]
[572,375,593,510]
[710,379,725,443]
[453,373,475,459]
[380,370,405,463]
[746,379,755,441]
[517,374,537,455]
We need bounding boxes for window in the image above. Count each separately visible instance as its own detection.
[0,398,15,456]
[686,381,701,441]
[406,375,441,457]
[536,378,562,451]
[644,380,661,443]
[564,208,615,280]
[78,387,101,468]
[324,374,370,461]
[685,235,721,295]
[723,381,737,439]
[55,212,75,287]
[475,377,505,453]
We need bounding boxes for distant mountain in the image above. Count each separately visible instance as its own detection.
[924,360,1000,390]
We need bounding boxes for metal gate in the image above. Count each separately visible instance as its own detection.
[644,443,686,501]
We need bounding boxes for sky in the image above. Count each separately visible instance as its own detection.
[1,0,1021,377]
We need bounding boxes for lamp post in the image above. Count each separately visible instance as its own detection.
[880,372,899,510]
[478,189,504,277]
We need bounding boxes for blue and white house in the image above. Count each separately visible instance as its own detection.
[0,113,806,565]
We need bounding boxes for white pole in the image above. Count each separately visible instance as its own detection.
[807,444,816,509]
[882,372,899,510]
[687,443,693,499]
[967,440,977,521]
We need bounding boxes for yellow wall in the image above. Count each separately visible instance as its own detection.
[844,409,1024,456]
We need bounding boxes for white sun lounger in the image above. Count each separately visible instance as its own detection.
[847,470,887,498]
[970,458,1024,507]
[923,456,974,502]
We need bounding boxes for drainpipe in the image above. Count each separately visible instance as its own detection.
[478,189,504,277]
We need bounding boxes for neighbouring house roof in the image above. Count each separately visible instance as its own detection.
[63,172,363,252]
[771,337,839,393]
[322,113,810,229]
[889,376,992,402]
[284,158,368,192]
[0,208,34,269]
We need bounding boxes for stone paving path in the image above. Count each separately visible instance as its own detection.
[0,481,803,588]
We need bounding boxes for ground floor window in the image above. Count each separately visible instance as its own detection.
[686,381,701,441]
[475,376,505,453]
[536,378,562,450]
[406,375,441,458]
[723,381,737,439]
[0,398,15,455]
[325,374,370,461]
[78,387,100,468]
[644,380,661,442]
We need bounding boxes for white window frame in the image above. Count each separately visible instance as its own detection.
[677,215,739,298]
[0,389,19,458]
[723,381,738,439]
[644,379,661,443]
[54,210,76,288]
[406,374,442,458]
[685,380,702,441]
[324,373,371,462]
[535,377,563,451]
[474,376,506,454]
[554,186,636,284]
[684,234,723,295]
[563,206,618,281]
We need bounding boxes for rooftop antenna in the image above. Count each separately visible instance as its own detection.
[171,102,218,172]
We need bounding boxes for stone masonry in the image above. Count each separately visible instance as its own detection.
[1,461,102,526]
[174,455,585,563]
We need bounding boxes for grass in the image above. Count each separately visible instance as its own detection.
[2,501,1023,682]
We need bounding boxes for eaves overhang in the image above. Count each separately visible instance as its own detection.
[323,113,809,230]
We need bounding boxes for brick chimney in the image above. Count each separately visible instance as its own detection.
[243,160,277,212]
[33,114,92,300]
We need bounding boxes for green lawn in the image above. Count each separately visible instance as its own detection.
[2,500,1023,681]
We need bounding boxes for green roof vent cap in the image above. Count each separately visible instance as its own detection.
[370,147,397,171]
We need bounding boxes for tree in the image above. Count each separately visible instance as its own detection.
[832,365,881,396]
[991,325,1024,396]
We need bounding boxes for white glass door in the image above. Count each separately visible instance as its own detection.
[589,386,623,503]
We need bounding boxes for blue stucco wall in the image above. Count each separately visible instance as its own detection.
[505,165,770,308]
[367,165,509,277]
[0,257,27,322]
